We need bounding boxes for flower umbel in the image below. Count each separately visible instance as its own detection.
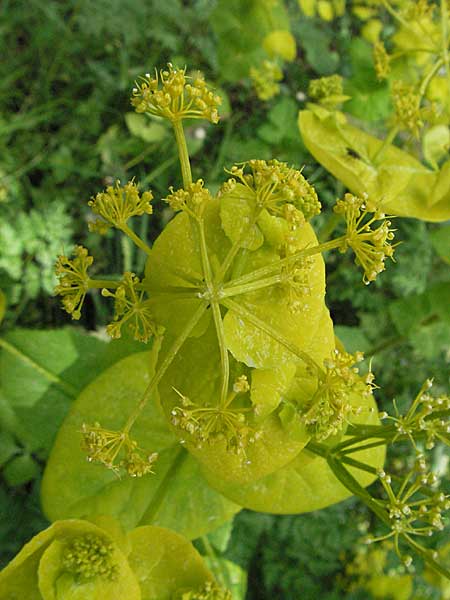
[62,533,118,581]
[392,81,424,138]
[301,349,375,441]
[221,159,321,221]
[373,41,391,80]
[88,180,153,230]
[102,272,159,343]
[131,64,221,124]
[54,246,93,320]
[81,422,158,477]
[368,458,450,567]
[250,60,283,101]
[170,382,258,461]
[334,193,396,284]
[179,581,232,600]
[163,179,212,217]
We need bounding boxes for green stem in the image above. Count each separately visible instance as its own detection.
[403,534,450,580]
[341,439,389,456]
[221,273,282,299]
[221,298,321,374]
[201,536,230,590]
[123,302,207,434]
[442,0,450,98]
[0,338,77,398]
[372,126,399,163]
[223,237,343,291]
[172,118,192,188]
[419,58,444,100]
[119,223,152,255]
[87,278,121,290]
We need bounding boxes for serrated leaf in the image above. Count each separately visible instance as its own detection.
[41,352,239,539]
[2,454,39,487]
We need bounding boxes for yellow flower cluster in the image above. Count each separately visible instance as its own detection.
[392,81,424,138]
[62,534,118,581]
[309,74,344,101]
[170,382,258,461]
[88,180,153,230]
[54,246,93,320]
[101,272,159,343]
[163,179,212,216]
[180,581,232,600]
[334,193,396,284]
[81,421,158,477]
[221,159,321,221]
[373,41,391,80]
[249,60,283,101]
[300,349,374,440]
[131,64,221,124]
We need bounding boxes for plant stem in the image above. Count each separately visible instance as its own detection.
[372,126,399,163]
[419,58,444,100]
[172,118,192,188]
[119,223,152,255]
[221,273,282,299]
[87,278,121,289]
[201,536,230,590]
[123,302,207,434]
[223,237,343,291]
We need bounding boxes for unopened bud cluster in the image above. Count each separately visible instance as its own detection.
[373,41,391,81]
[88,180,153,230]
[164,179,212,217]
[250,60,283,101]
[62,533,118,581]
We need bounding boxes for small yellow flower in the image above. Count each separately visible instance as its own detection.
[250,60,283,101]
[54,246,93,320]
[81,421,158,477]
[131,64,221,124]
[102,272,159,343]
[221,159,321,221]
[308,74,346,107]
[392,81,424,138]
[63,533,118,581]
[373,41,391,80]
[301,349,374,440]
[334,193,396,284]
[163,179,212,217]
[88,180,153,230]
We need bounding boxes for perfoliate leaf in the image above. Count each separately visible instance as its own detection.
[299,109,450,221]
[0,520,140,600]
[41,352,239,539]
[203,391,385,513]
[127,526,213,600]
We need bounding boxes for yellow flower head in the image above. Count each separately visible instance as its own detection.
[250,60,283,101]
[221,159,321,221]
[54,246,93,320]
[373,41,391,80]
[88,180,153,230]
[301,349,375,440]
[62,533,118,581]
[334,193,396,284]
[308,74,346,107]
[102,272,159,343]
[180,581,232,600]
[392,81,424,138]
[163,179,212,217]
[81,421,158,477]
[131,64,221,124]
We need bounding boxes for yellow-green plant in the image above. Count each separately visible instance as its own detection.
[299,0,450,221]
[2,63,449,596]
